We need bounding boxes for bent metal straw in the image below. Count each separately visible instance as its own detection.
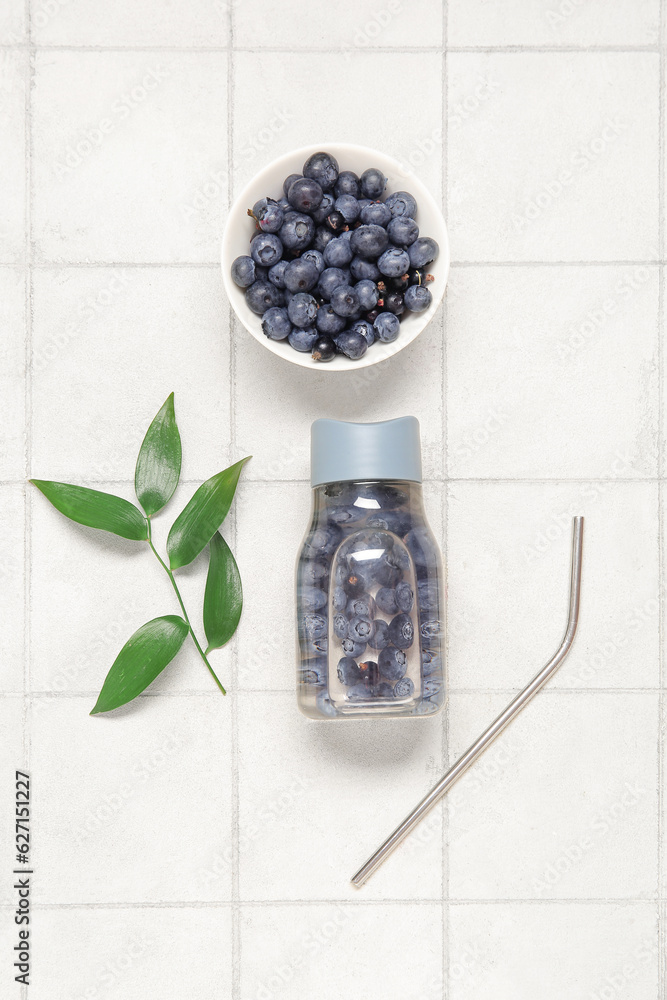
[351,516,584,887]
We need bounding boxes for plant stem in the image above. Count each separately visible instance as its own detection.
[146,521,226,696]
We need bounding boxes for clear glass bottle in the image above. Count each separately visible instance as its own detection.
[297,417,444,720]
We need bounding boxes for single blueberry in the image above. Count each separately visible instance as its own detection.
[316,690,338,717]
[349,319,375,347]
[288,176,324,213]
[387,216,419,247]
[367,511,410,535]
[316,303,347,335]
[393,676,415,698]
[359,167,387,199]
[341,637,367,657]
[383,290,405,315]
[261,306,292,341]
[310,636,328,655]
[333,586,348,611]
[317,266,348,301]
[337,656,362,686]
[395,581,414,613]
[346,594,375,620]
[353,280,379,313]
[255,198,284,233]
[328,503,367,525]
[334,170,360,198]
[312,226,336,253]
[423,678,441,697]
[300,665,325,685]
[250,232,283,267]
[349,224,389,260]
[347,682,372,701]
[385,190,417,219]
[288,327,318,353]
[305,523,342,556]
[312,334,337,362]
[360,201,392,227]
[278,195,292,213]
[377,246,411,278]
[280,213,315,251]
[302,613,327,640]
[284,258,319,293]
[335,330,368,360]
[333,613,349,639]
[388,613,414,649]
[311,192,335,225]
[268,259,289,288]
[323,237,354,269]
[417,581,439,612]
[408,237,439,268]
[325,209,347,233]
[373,311,400,343]
[283,173,302,197]
[374,681,395,698]
[300,248,325,274]
[330,284,360,318]
[422,650,441,676]
[378,645,407,680]
[334,194,360,223]
[369,619,391,650]
[231,255,256,288]
[303,151,339,192]
[350,256,381,282]
[420,619,443,640]
[376,587,399,615]
[245,280,284,315]
[404,284,432,313]
[348,616,373,643]
[301,586,327,612]
[287,292,318,328]
[358,659,379,686]
[301,559,327,586]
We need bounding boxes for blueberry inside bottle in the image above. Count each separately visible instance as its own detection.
[297,417,445,719]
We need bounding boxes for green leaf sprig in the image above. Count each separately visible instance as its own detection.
[31,394,249,715]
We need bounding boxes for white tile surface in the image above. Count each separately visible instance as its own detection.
[0,268,26,480]
[0,51,27,264]
[0,485,25,693]
[0,0,26,44]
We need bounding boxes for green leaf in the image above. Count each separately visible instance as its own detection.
[90,615,189,714]
[31,480,147,541]
[203,532,243,653]
[135,392,182,517]
[167,457,250,570]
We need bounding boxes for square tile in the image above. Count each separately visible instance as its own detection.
[235,0,442,50]
[32,53,228,263]
[31,0,229,46]
[31,267,230,484]
[446,482,659,690]
[448,902,659,999]
[446,265,659,479]
[0,268,26,479]
[232,50,443,200]
[0,0,26,44]
[30,696,233,903]
[240,903,443,999]
[447,53,659,261]
[0,51,27,264]
[0,699,25,905]
[447,691,658,899]
[237,692,444,900]
[30,906,232,999]
[448,0,660,46]
[29,477,233,695]
[0,485,25,693]
[234,309,445,483]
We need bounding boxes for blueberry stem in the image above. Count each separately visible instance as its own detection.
[146,520,227,696]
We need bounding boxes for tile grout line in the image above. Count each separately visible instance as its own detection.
[658,5,666,997]
[441,4,450,996]
[15,897,666,909]
[0,43,662,53]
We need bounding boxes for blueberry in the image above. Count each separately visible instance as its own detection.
[347,682,372,701]
[395,581,414,613]
[349,224,389,260]
[287,292,318,328]
[354,278,380,311]
[367,511,410,535]
[283,173,302,197]
[300,665,325,685]
[316,690,338,717]
[404,528,434,575]
[310,636,328,655]
[255,198,284,233]
[311,192,335,225]
[378,247,411,278]
[333,612,349,639]
[358,659,379,686]
[378,645,407,680]
[317,267,348,301]
[303,151,339,192]
[268,259,289,288]
[350,319,375,347]
[284,258,319,293]
[231,255,257,288]
[337,656,362,686]
[342,563,375,596]
[373,557,401,589]
[422,650,441,676]
[278,196,292,213]
[375,587,398,615]
[305,524,341,556]
[301,586,327,611]
[280,213,315,251]
[348,616,373,643]
[385,190,417,219]
[423,678,441,697]
[346,594,375,620]
[408,237,439,268]
[300,248,325,274]
[323,237,354,269]
[373,311,400,343]
[288,326,318,352]
[404,284,432,313]
[359,167,387,199]
[360,201,392,227]
[261,306,291,341]
[369,619,391,650]
[330,284,360,318]
[325,210,347,233]
[388,613,414,649]
[417,582,439,612]
[420,619,443,640]
[312,226,336,253]
[393,677,414,698]
[349,257,381,282]
[387,216,419,247]
[302,559,327,586]
[312,334,337,362]
[334,195,360,224]
[302,613,327,640]
[250,233,283,267]
[329,504,367,526]
[383,290,405,315]
[390,273,410,292]
[374,681,395,698]
[316,303,347,335]
[341,637,367,657]
[333,586,348,611]
[245,280,284,315]
[335,330,367,360]
[288,176,324,213]
[334,170,360,198]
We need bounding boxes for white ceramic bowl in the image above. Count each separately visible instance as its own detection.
[221,143,449,372]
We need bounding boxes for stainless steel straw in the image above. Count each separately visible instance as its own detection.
[351,515,584,887]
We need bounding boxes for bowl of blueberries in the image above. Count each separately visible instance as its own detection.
[221,144,449,370]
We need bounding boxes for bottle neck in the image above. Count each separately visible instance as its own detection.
[312,480,424,517]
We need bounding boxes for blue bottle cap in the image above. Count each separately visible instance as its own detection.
[310,416,422,487]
